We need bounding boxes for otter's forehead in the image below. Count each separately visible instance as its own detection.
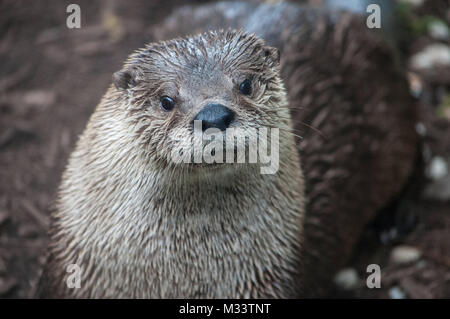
[129,30,268,79]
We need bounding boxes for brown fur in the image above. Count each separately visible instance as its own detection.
[39,30,305,298]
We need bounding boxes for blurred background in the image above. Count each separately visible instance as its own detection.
[0,0,449,298]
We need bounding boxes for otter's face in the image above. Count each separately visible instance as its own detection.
[112,30,287,170]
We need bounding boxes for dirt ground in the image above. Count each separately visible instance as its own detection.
[0,0,449,298]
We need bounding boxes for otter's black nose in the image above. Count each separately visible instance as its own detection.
[193,103,235,131]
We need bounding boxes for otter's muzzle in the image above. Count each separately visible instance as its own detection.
[193,103,235,132]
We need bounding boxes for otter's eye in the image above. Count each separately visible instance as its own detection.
[160,96,175,112]
[239,79,252,96]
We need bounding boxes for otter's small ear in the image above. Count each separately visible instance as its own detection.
[113,69,137,90]
[263,46,280,68]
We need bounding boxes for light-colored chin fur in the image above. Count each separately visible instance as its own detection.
[46,82,305,298]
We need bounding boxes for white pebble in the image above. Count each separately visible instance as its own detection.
[415,122,426,136]
[428,21,449,40]
[410,44,450,70]
[389,286,407,299]
[427,156,448,180]
[334,268,359,290]
[390,246,422,265]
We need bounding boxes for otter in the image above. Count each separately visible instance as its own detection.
[39,30,305,298]
[39,1,419,298]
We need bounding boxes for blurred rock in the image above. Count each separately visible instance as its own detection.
[410,44,450,70]
[425,156,450,200]
[428,20,449,40]
[0,90,56,114]
[389,286,407,299]
[334,268,360,290]
[415,260,427,269]
[22,90,56,108]
[390,245,422,265]
[427,156,448,180]
[424,175,450,201]
[408,72,423,98]
[415,122,426,137]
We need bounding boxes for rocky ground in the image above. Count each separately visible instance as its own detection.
[331,0,450,298]
[0,0,448,298]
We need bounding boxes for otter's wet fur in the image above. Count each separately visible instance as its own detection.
[156,1,419,296]
[39,30,305,298]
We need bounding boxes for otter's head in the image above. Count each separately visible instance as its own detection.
[111,30,289,173]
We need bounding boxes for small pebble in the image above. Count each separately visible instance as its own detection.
[390,245,422,265]
[334,268,359,290]
[427,156,448,180]
[410,44,450,70]
[415,260,427,269]
[415,122,426,137]
[22,90,56,108]
[408,73,423,98]
[428,21,449,40]
[389,286,407,299]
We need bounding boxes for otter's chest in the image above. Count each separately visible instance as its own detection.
[117,223,301,298]
[101,203,303,298]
